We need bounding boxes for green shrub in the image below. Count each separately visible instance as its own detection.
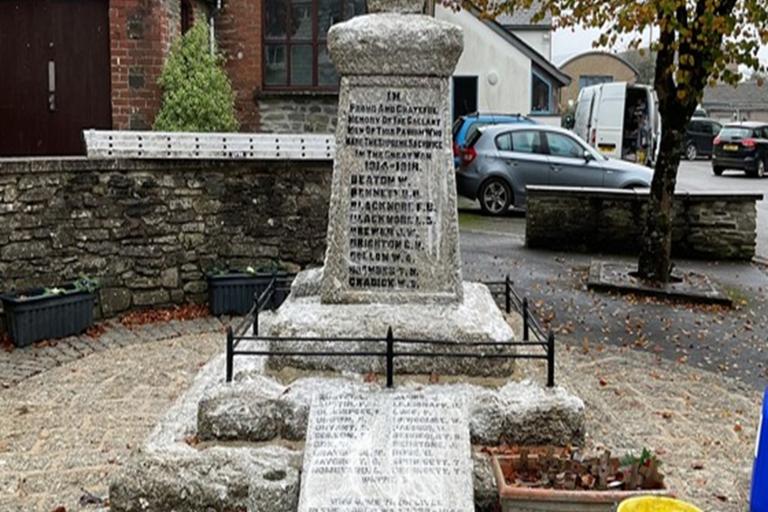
[153,20,238,132]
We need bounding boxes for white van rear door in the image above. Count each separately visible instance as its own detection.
[594,82,626,159]
[573,87,595,140]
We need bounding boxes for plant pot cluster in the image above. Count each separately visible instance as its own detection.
[490,446,670,512]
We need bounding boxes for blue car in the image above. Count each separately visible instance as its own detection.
[452,113,535,167]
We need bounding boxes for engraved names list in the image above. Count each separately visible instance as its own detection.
[298,393,473,512]
[345,86,443,292]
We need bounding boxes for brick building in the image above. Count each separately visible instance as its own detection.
[0,0,362,156]
[110,0,211,131]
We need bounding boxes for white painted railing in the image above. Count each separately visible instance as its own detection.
[83,130,335,160]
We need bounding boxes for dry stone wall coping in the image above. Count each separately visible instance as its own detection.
[526,185,764,202]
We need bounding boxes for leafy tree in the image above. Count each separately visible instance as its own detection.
[460,0,767,282]
[154,20,238,132]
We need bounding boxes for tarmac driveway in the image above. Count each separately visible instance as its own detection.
[459,227,768,390]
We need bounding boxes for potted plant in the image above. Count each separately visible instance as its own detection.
[0,276,99,348]
[206,263,294,316]
[491,446,670,512]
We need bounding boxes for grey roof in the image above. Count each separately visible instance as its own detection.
[466,4,570,87]
[702,81,768,110]
[496,1,552,28]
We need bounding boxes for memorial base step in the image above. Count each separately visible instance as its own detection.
[266,269,517,377]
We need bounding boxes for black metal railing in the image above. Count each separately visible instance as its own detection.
[225,274,555,387]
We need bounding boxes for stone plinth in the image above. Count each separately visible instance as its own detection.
[197,375,586,447]
[266,269,516,376]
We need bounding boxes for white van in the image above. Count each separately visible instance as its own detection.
[573,82,661,167]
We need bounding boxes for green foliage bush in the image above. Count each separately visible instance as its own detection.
[153,20,238,132]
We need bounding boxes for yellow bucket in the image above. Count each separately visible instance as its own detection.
[618,496,702,512]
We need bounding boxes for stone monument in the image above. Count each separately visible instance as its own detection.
[298,392,474,512]
[266,0,515,376]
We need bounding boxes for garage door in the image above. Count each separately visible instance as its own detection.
[0,0,111,156]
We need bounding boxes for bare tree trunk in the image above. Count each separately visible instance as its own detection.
[636,116,686,282]
[636,36,690,283]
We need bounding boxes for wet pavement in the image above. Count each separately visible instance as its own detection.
[458,215,768,391]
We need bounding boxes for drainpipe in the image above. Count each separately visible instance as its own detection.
[209,0,223,55]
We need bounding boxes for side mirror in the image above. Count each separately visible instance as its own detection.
[583,150,595,162]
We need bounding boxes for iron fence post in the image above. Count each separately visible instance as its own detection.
[547,330,555,388]
[505,274,511,314]
[386,327,394,388]
[523,298,529,341]
[226,326,234,383]
[253,291,260,335]
[271,270,277,310]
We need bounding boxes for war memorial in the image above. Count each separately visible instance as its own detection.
[108,0,585,509]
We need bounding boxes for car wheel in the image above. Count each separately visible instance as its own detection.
[479,178,511,216]
[757,158,766,178]
[713,166,724,176]
[686,143,697,160]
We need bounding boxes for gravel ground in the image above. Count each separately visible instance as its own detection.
[520,343,759,511]
[0,323,760,511]
[0,332,222,512]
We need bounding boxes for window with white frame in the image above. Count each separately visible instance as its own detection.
[531,70,554,114]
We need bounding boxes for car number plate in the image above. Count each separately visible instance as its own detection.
[724,144,739,151]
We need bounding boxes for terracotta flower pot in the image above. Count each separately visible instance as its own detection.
[492,455,671,512]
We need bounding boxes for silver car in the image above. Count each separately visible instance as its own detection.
[456,125,653,215]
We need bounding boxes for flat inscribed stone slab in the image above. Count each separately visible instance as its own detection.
[320,75,463,305]
[298,392,474,512]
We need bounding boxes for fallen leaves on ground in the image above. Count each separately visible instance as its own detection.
[120,304,209,328]
[1,334,13,353]
[85,323,108,339]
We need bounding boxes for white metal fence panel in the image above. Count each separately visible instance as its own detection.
[83,130,336,160]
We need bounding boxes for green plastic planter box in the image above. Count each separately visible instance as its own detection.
[207,272,292,316]
[0,285,95,348]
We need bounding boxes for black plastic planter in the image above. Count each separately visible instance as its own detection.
[207,272,291,316]
[0,286,95,348]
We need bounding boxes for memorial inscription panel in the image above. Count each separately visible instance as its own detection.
[298,392,473,512]
[321,76,463,304]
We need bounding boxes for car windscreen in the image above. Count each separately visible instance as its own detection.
[720,127,753,138]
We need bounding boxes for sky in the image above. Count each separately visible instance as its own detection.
[552,26,768,74]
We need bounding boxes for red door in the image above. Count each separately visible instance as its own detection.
[0,0,111,156]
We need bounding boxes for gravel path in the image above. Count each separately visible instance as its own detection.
[0,321,761,511]
[0,332,221,512]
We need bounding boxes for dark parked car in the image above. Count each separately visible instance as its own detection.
[452,113,534,167]
[684,118,721,160]
[712,122,768,178]
[456,125,652,215]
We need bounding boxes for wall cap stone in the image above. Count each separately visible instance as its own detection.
[0,157,333,175]
[526,185,764,202]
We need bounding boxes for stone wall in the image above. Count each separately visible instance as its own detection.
[0,158,332,320]
[526,186,762,260]
[258,96,339,133]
